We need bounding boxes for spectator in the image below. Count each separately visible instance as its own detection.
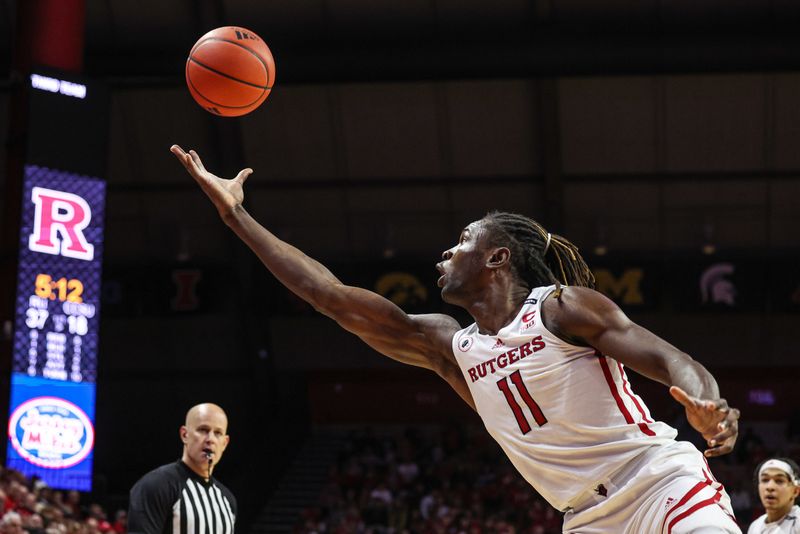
[24,514,44,534]
[1,512,25,534]
[747,458,800,534]
[62,493,80,521]
[111,511,126,534]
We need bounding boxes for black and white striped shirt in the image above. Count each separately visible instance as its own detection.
[128,461,237,534]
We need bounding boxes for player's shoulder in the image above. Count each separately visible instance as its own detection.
[791,505,800,530]
[542,284,606,304]
[542,285,622,319]
[540,285,626,343]
[408,313,465,367]
[745,513,766,534]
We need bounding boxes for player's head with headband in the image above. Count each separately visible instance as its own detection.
[759,458,800,484]
[754,457,800,521]
[481,211,595,296]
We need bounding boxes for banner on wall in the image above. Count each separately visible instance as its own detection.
[99,257,800,316]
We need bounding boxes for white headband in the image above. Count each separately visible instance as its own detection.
[542,233,552,255]
[759,459,800,484]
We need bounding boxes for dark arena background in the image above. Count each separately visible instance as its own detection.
[1,1,799,533]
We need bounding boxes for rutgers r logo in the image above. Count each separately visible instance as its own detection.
[28,187,94,261]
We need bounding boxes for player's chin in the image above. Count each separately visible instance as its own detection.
[440,285,454,303]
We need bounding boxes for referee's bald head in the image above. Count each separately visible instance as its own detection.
[185,403,228,430]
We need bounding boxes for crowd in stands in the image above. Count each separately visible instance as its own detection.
[1,414,797,534]
[0,467,126,534]
[294,418,800,534]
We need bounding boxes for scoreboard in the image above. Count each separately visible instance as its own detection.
[13,167,105,383]
[5,71,107,491]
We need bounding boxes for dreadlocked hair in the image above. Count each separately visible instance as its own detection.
[483,211,595,297]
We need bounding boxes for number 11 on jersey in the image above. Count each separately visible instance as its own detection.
[497,370,548,434]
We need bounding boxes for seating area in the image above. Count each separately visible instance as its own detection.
[0,467,126,534]
[2,417,797,533]
[293,422,799,534]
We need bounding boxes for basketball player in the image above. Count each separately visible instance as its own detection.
[171,145,742,534]
[128,403,236,534]
[748,458,800,533]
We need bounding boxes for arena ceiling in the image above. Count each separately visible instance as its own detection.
[2,0,800,85]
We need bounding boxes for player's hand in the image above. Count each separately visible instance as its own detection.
[170,144,252,219]
[670,386,740,458]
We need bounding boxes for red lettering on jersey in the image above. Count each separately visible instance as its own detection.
[466,338,548,382]
[477,363,488,378]
[28,187,94,260]
[496,353,508,368]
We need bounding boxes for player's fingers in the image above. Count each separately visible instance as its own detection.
[709,424,737,446]
[170,145,193,171]
[669,386,698,408]
[235,168,253,184]
[172,148,213,188]
[704,439,735,458]
[188,150,206,171]
[712,398,730,412]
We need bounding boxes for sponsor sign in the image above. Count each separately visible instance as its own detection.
[5,374,96,490]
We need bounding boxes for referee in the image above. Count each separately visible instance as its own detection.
[128,403,237,534]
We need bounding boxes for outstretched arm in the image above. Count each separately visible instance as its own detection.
[171,145,474,409]
[543,286,740,457]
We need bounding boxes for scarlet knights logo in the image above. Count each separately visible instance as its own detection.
[458,335,473,352]
[28,187,94,261]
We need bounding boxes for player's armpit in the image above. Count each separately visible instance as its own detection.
[344,303,461,365]
[359,321,475,411]
[316,284,460,363]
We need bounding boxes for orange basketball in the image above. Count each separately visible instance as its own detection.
[185,26,275,117]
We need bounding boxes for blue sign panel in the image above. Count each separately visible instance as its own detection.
[6,374,96,490]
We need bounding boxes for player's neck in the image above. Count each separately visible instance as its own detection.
[470,284,529,336]
[765,504,793,523]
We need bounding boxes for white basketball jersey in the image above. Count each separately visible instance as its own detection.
[747,506,800,534]
[451,285,677,512]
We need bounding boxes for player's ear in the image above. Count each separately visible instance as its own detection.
[180,425,188,444]
[487,247,511,269]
